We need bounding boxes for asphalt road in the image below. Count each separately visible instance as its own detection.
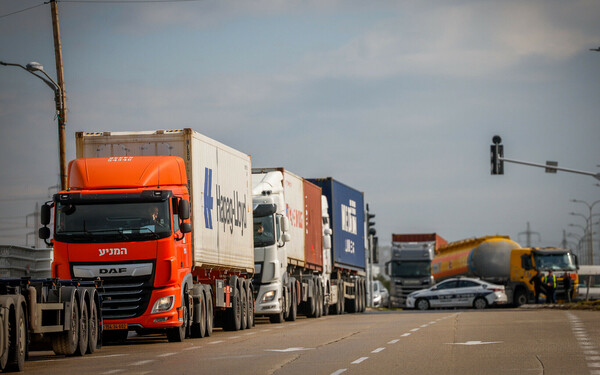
[24,307,600,375]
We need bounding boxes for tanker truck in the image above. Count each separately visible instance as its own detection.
[39,129,255,342]
[252,168,332,322]
[385,233,447,307]
[309,178,367,314]
[432,236,578,305]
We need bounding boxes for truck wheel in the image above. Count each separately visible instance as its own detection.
[473,297,488,309]
[285,283,297,321]
[52,299,80,355]
[246,282,254,329]
[75,300,89,356]
[87,297,98,354]
[205,286,213,337]
[7,305,26,372]
[416,298,430,311]
[240,286,248,330]
[334,280,343,315]
[269,291,285,324]
[225,285,242,331]
[513,289,527,307]
[190,293,206,338]
[167,289,189,342]
[0,310,8,372]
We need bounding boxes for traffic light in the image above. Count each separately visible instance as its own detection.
[490,135,504,175]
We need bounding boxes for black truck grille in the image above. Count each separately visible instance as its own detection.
[98,277,153,319]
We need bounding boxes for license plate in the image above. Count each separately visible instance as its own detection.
[104,323,128,330]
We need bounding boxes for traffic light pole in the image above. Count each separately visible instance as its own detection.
[490,135,600,181]
[499,157,600,180]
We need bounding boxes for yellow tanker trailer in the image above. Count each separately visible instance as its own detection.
[432,236,578,306]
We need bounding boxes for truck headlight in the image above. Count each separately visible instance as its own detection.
[261,290,276,303]
[151,295,175,313]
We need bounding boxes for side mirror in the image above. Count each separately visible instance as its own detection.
[41,203,51,225]
[178,200,190,220]
[180,222,192,234]
[282,233,291,243]
[281,216,290,232]
[39,227,50,240]
[384,261,390,276]
[324,228,332,236]
[323,235,331,250]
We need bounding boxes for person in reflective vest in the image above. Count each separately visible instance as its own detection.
[544,271,557,303]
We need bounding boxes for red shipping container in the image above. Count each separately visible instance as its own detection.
[303,180,323,271]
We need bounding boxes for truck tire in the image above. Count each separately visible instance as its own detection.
[285,283,297,322]
[6,303,26,372]
[240,286,248,330]
[75,299,89,356]
[204,286,213,337]
[167,288,190,342]
[52,299,80,355]
[334,280,343,315]
[225,285,242,331]
[0,298,11,372]
[190,292,206,338]
[246,282,254,329]
[87,297,99,354]
[513,289,528,307]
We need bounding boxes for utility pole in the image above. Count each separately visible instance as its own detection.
[518,222,541,247]
[50,0,68,190]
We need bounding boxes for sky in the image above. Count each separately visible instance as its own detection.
[1,0,599,262]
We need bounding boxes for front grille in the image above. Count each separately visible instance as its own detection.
[99,277,153,319]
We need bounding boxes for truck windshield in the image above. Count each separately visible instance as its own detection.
[391,261,431,277]
[253,215,275,247]
[55,201,171,243]
[533,252,577,271]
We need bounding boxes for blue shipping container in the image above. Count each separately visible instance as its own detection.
[308,178,366,271]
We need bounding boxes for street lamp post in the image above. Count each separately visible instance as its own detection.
[0,61,67,190]
[571,199,600,265]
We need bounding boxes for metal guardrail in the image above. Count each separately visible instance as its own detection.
[0,244,52,278]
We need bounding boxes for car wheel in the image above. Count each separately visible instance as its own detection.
[416,298,430,311]
[473,297,488,309]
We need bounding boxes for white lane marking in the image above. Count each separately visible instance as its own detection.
[209,340,224,344]
[388,339,400,344]
[429,321,437,324]
[229,336,241,339]
[587,357,600,361]
[585,351,600,355]
[244,332,257,335]
[158,352,178,357]
[261,329,272,332]
[446,341,502,346]
[266,347,314,352]
[371,347,385,353]
[184,346,203,351]
[36,353,128,363]
[101,371,124,375]
[129,360,154,366]
[351,357,369,364]
[588,363,600,368]
[330,369,347,375]
[410,328,419,332]
[401,333,411,337]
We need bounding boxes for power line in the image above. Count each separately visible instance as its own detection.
[61,0,206,3]
[0,2,45,19]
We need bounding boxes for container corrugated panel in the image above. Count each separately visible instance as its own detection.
[303,180,323,270]
[392,233,447,250]
[308,178,365,271]
[282,170,305,264]
[76,129,254,272]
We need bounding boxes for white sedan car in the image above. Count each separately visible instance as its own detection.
[406,277,508,310]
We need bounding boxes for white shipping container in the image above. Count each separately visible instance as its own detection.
[76,128,254,272]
